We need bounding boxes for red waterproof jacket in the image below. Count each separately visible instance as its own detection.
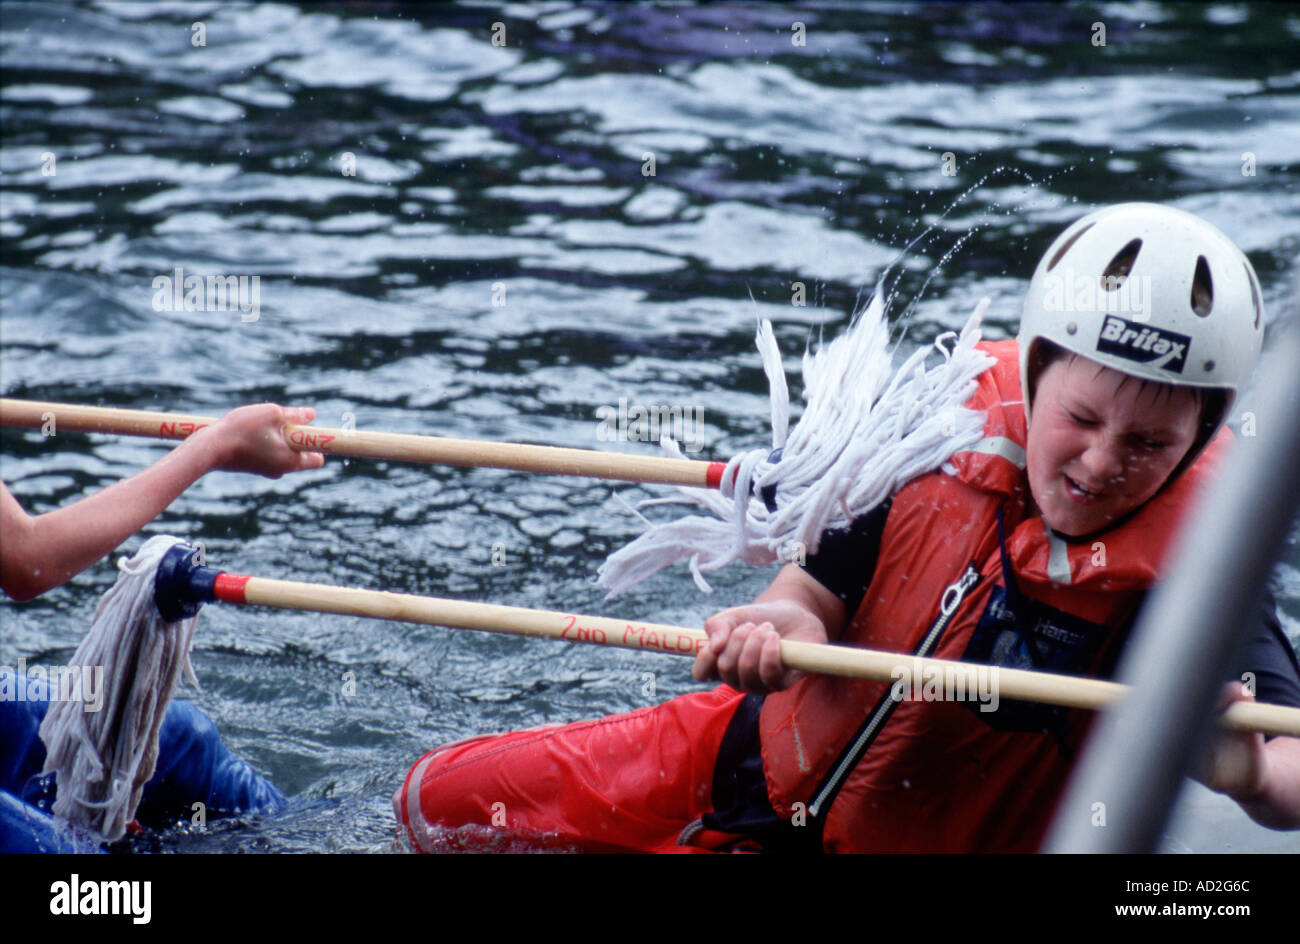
[759,339,1229,852]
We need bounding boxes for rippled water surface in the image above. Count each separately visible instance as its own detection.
[2,1,1299,853]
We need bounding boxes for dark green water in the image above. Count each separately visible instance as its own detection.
[1,1,1298,852]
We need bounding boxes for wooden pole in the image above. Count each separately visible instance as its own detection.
[207,571,1300,738]
[0,398,726,489]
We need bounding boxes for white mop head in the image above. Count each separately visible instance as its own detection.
[38,534,199,841]
[598,289,997,595]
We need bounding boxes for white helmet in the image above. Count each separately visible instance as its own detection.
[1019,202,1264,464]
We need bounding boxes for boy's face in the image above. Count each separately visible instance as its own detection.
[1026,354,1200,537]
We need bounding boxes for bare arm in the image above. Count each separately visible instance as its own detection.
[1,403,322,601]
[692,563,847,693]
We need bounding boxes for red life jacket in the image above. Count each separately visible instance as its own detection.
[758,338,1229,852]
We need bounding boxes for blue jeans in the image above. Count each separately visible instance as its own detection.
[0,669,285,852]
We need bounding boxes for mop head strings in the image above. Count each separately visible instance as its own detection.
[38,534,199,841]
[598,288,997,595]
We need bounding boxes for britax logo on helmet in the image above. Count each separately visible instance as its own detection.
[1096,314,1191,374]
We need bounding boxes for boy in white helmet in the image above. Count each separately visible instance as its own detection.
[695,203,1300,847]
[397,204,1300,852]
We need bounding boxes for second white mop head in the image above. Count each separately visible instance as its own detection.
[38,534,199,841]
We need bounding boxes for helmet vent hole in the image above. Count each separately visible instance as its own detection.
[1100,238,1142,291]
[1245,261,1261,329]
[1047,222,1095,272]
[1191,255,1213,317]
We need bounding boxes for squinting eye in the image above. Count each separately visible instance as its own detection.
[1066,411,1097,426]
[1137,438,1167,450]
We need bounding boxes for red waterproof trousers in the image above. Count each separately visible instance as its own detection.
[395,686,748,853]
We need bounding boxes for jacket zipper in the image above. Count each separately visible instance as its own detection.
[807,563,981,820]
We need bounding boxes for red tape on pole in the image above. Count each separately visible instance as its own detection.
[213,573,250,604]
